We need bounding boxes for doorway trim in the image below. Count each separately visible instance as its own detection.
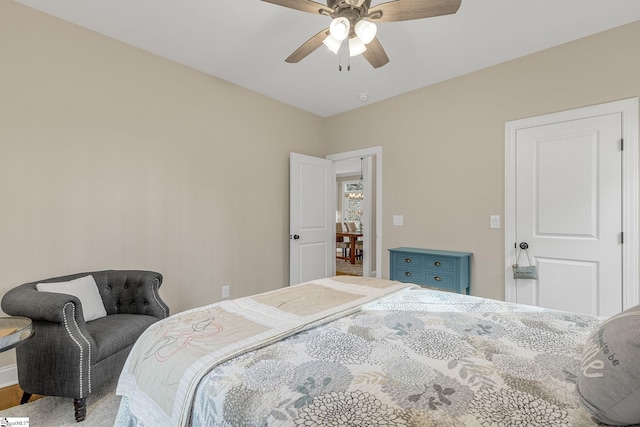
[327,146,382,278]
[505,98,639,309]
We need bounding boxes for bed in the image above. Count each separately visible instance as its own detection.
[115,276,610,426]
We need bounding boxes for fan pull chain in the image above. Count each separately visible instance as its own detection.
[339,40,350,71]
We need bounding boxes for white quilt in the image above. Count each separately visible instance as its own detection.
[115,277,413,426]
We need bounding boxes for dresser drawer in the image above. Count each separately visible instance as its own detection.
[392,253,423,268]
[422,256,454,272]
[422,272,455,290]
[392,266,423,282]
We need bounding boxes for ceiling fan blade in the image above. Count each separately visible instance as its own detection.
[362,37,389,68]
[285,29,330,63]
[261,0,330,15]
[369,0,461,22]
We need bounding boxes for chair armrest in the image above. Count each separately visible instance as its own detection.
[3,282,100,400]
[2,284,86,323]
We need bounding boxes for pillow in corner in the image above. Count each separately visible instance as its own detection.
[576,304,640,425]
[36,275,107,322]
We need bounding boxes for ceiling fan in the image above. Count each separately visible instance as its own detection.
[262,0,462,69]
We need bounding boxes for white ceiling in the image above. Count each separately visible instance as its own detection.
[13,0,640,117]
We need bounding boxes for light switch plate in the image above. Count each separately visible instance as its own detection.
[393,215,404,226]
[490,215,501,229]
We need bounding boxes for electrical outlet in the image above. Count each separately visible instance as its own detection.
[222,285,229,299]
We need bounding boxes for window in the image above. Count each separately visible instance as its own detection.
[343,180,363,222]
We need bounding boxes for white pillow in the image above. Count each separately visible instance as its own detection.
[36,275,107,322]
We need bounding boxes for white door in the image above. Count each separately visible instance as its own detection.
[290,153,334,285]
[513,113,622,317]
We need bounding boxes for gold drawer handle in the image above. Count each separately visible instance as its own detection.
[434,261,442,267]
[434,276,442,281]
[405,272,412,277]
[404,258,412,263]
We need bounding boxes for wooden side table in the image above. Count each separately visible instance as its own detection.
[0,316,33,353]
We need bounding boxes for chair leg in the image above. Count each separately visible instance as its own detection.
[74,397,87,422]
[20,392,32,405]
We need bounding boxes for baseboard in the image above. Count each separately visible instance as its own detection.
[0,364,18,388]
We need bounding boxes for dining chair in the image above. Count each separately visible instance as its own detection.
[336,222,350,258]
[356,240,363,259]
[345,222,357,232]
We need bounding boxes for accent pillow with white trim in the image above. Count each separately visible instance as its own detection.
[36,275,107,322]
[576,304,640,425]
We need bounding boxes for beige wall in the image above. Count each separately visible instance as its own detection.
[1,1,639,370]
[0,0,325,371]
[326,20,640,301]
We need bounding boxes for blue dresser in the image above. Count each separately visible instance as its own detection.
[389,247,472,294]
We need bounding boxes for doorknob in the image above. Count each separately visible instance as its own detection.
[291,234,300,240]
[519,242,529,250]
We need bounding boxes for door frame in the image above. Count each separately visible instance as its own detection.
[327,146,382,278]
[505,98,639,310]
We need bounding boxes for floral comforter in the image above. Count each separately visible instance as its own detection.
[118,280,603,426]
[116,277,413,426]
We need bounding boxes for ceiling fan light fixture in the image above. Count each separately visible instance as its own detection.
[329,17,350,41]
[322,34,341,54]
[355,19,377,44]
[348,36,367,57]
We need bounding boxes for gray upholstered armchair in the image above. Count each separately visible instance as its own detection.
[1,270,169,422]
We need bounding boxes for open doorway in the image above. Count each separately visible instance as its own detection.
[328,147,381,278]
[335,159,365,276]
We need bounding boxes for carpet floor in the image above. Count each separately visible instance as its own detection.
[336,258,363,276]
[0,379,120,427]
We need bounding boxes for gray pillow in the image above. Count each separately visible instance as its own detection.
[576,304,640,425]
